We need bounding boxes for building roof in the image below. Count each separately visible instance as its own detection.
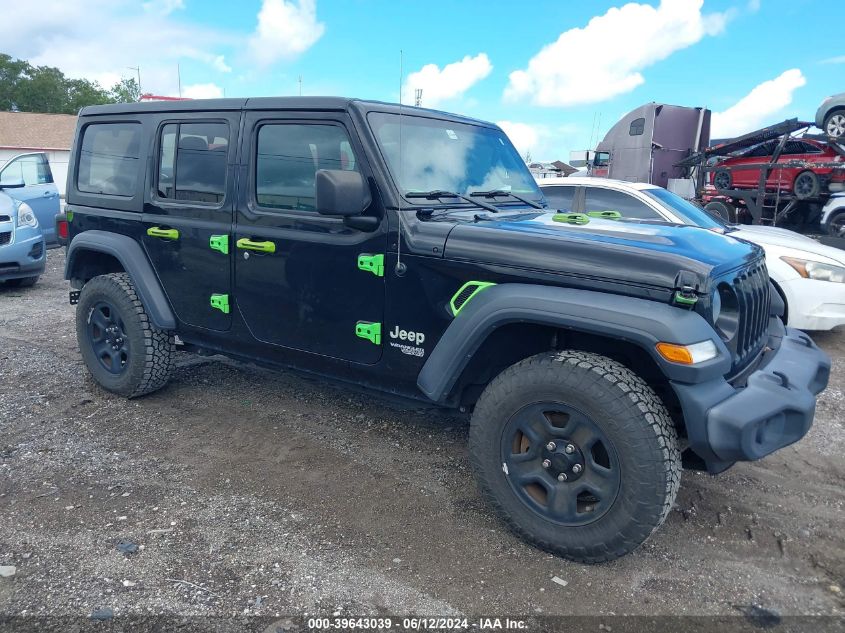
[0,111,77,151]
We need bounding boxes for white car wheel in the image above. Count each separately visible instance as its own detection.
[825,112,845,138]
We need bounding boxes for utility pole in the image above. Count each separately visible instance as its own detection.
[177,63,182,97]
[414,88,422,107]
[127,66,141,96]
[298,75,303,96]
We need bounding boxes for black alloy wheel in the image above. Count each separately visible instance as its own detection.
[501,402,620,526]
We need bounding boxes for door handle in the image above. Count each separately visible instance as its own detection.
[236,237,276,253]
[43,190,54,197]
[147,226,180,240]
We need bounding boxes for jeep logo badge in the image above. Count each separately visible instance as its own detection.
[389,325,425,346]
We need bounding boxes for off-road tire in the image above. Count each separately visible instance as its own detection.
[469,350,681,563]
[76,273,174,398]
[4,276,39,288]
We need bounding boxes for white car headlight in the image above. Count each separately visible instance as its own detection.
[16,202,38,229]
[782,256,845,283]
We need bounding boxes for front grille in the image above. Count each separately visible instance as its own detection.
[0,232,10,246]
[0,215,10,222]
[731,261,771,370]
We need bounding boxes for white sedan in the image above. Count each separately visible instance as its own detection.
[539,177,845,331]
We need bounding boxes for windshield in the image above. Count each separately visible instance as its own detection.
[368,112,542,203]
[643,188,726,230]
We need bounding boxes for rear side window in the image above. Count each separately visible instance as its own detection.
[543,185,577,211]
[157,122,229,204]
[77,122,141,197]
[584,187,661,220]
[0,154,53,186]
[629,117,645,136]
[255,123,358,212]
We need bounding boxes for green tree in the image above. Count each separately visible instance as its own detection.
[109,77,141,104]
[0,53,123,114]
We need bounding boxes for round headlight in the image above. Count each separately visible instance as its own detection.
[714,283,739,341]
[711,288,722,323]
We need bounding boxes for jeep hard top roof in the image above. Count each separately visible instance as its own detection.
[78,97,496,129]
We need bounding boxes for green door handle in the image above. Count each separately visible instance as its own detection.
[147,226,180,240]
[236,237,276,253]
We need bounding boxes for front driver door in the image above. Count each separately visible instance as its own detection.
[234,113,386,364]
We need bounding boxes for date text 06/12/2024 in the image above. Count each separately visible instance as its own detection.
[306,617,527,630]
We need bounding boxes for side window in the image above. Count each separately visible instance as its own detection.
[0,154,53,186]
[629,117,645,136]
[77,122,141,197]
[255,123,358,212]
[543,186,577,211]
[157,121,229,204]
[584,188,661,220]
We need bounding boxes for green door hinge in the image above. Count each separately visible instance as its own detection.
[210,293,230,314]
[357,253,384,277]
[209,234,229,255]
[355,321,381,345]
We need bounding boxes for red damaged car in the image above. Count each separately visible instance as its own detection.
[711,138,845,199]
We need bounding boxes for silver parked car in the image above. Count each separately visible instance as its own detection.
[816,93,845,138]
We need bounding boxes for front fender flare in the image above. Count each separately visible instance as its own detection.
[66,230,176,330]
[416,283,730,403]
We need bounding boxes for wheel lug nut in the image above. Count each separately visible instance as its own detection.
[572,464,583,474]
[546,442,556,451]
[565,444,575,454]
[542,459,551,469]
[557,473,567,482]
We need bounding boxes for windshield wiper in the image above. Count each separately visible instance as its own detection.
[469,189,544,209]
[405,190,500,213]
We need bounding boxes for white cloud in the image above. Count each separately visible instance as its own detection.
[821,55,845,65]
[248,0,325,67]
[212,55,232,73]
[182,83,224,99]
[747,0,761,12]
[711,69,806,138]
[497,121,539,157]
[505,0,730,107]
[403,54,493,107]
[0,0,236,96]
[142,0,184,15]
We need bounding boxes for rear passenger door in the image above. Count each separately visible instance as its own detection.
[142,115,238,332]
[233,112,387,364]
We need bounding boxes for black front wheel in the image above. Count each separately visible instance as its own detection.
[76,273,174,398]
[794,171,820,200]
[826,210,845,238]
[469,350,681,563]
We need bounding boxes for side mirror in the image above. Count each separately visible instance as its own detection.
[315,169,371,217]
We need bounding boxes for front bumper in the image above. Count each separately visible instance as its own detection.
[672,323,830,472]
[0,230,46,281]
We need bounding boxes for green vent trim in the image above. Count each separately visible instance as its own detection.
[209,235,229,255]
[357,253,384,277]
[210,293,230,314]
[450,281,496,317]
[587,210,622,220]
[66,211,74,222]
[552,212,590,225]
[356,321,381,345]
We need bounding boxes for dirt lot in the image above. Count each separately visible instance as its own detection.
[1,249,843,627]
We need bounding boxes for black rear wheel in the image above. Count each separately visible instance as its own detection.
[470,350,681,563]
[76,273,174,398]
[794,170,820,200]
[713,169,732,191]
[826,210,845,238]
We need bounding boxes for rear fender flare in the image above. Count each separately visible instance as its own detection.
[65,230,176,330]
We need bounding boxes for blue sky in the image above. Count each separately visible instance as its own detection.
[3,0,842,160]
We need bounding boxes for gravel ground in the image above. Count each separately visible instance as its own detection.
[0,250,843,627]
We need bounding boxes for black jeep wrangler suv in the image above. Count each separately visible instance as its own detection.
[59,97,830,563]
